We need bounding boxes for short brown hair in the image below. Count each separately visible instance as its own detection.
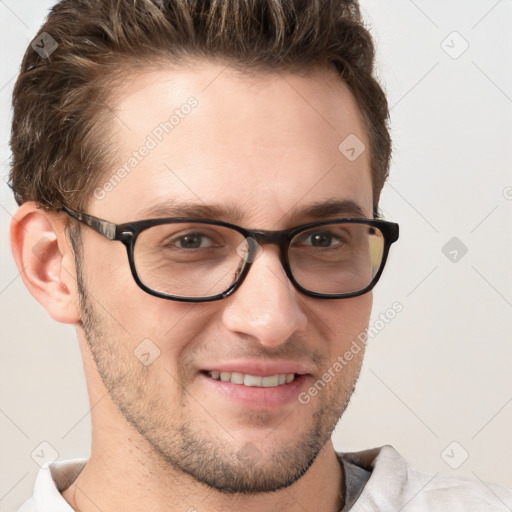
[9,0,391,213]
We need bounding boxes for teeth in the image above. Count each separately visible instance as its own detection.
[207,371,297,387]
[262,375,279,387]
[244,374,262,387]
[231,372,245,384]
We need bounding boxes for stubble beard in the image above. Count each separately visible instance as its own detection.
[74,249,360,494]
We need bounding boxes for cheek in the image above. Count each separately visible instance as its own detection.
[310,293,373,354]
[81,241,219,360]
[318,296,372,393]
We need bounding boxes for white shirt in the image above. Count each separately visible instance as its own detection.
[18,445,512,511]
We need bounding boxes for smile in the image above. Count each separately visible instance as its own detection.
[206,371,297,387]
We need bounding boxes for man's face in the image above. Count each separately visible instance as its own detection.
[76,62,374,492]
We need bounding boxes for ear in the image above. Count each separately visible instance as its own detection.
[10,202,80,324]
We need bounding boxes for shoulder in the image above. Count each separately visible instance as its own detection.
[17,497,36,512]
[414,473,512,510]
[340,445,512,511]
[16,459,86,512]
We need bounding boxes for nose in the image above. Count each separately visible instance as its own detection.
[221,246,308,348]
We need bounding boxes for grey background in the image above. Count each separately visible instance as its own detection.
[1,0,511,510]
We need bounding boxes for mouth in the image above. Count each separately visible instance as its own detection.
[198,361,311,409]
[202,370,298,387]
[199,365,310,408]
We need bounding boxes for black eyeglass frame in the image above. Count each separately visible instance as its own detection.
[62,206,399,303]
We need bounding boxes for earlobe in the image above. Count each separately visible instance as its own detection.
[10,202,80,324]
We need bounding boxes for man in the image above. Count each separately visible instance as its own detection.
[8,0,511,510]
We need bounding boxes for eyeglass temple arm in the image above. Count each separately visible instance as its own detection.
[62,207,118,240]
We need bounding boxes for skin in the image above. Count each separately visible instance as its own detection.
[11,61,374,512]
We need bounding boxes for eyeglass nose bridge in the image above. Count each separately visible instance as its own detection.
[235,229,298,298]
[240,229,291,265]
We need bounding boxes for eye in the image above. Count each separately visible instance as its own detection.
[299,230,345,248]
[172,232,217,249]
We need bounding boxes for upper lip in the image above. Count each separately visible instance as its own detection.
[200,360,312,377]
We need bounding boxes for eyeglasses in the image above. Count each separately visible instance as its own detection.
[62,206,399,302]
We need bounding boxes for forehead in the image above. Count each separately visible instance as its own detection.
[92,61,373,226]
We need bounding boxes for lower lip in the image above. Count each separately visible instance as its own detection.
[199,373,310,409]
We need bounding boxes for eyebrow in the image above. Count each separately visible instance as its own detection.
[135,198,371,223]
[136,201,247,222]
[288,198,371,220]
